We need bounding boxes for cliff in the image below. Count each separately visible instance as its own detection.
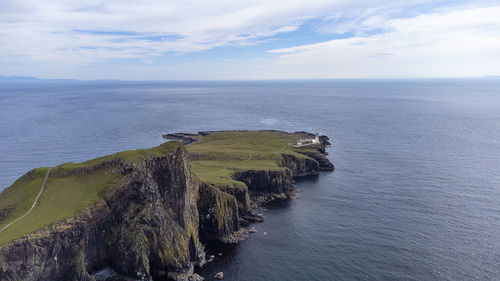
[0,130,334,281]
[0,143,205,281]
[182,130,334,242]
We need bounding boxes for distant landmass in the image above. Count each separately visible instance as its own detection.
[0,76,120,83]
[0,75,499,84]
[0,76,46,82]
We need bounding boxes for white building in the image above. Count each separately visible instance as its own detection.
[295,133,320,147]
[312,133,320,144]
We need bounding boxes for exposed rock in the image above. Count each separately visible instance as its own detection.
[217,185,252,215]
[197,183,240,243]
[215,272,224,280]
[163,133,201,145]
[296,147,335,171]
[240,213,264,223]
[232,169,294,194]
[249,188,298,205]
[279,153,320,177]
[0,206,14,225]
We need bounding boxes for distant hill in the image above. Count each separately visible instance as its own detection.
[0,76,44,82]
[0,76,121,83]
[0,75,83,83]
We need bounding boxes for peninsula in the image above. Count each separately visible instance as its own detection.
[0,130,333,281]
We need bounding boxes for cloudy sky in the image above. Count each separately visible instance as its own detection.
[0,0,499,80]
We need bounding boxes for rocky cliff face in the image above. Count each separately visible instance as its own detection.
[197,183,240,243]
[0,145,205,281]
[232,169,293,194]
[279,154,320,177]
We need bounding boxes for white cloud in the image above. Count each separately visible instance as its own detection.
[0,0,436,62]
[265,6,500,78]
[0,1,498,79]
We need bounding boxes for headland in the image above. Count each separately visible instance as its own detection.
[0,130,333,281]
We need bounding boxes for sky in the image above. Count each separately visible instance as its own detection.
[0,0,499,80]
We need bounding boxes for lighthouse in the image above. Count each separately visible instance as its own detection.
[293,133,320,147]
[312,133,320,144]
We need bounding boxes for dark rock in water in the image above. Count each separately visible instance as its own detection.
[92,267,117,281]
[319,135,332,146]
[215,272,224,279]
[250,188,298,205]
[241,213,265,223]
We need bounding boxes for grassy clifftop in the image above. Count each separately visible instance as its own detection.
[176,131,322,188]
[0,142,181,246]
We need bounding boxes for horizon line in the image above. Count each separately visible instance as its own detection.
[1,75,500,83]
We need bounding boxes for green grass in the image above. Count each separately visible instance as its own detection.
[0,142,182,246]
[191,162,246,188]
[0,168,50,228]
[187,131,313,187]
[188,131,302,157]
[0,170,121,245]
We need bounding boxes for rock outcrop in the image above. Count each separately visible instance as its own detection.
[232,169,294,194]
[279,154,320,177]
[197,183,241,243]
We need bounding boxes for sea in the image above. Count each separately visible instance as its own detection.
[1,79,499,280]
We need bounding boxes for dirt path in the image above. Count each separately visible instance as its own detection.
[0,168,51,233]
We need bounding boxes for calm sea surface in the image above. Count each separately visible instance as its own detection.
[1,79,500,280]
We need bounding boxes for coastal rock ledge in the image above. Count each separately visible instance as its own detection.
[0,130,333,281]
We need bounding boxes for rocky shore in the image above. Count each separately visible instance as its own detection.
[0,131,333,281]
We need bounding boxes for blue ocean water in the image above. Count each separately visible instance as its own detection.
[1,79,500,280]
